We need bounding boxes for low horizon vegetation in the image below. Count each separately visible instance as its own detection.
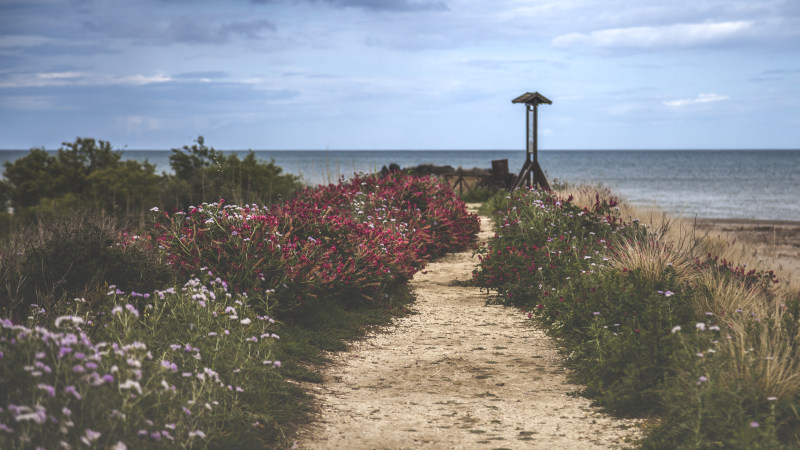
[474,185,800,448]
[0,136,303,238]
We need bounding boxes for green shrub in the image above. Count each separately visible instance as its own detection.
[164,136,302,209]
[460,186,496,203]
[0,212,173,320]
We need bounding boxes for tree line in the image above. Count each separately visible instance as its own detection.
[0,137,302,235]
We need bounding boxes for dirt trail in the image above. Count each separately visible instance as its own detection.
[296,212,642,449]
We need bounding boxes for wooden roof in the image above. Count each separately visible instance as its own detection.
[512,92,552,105]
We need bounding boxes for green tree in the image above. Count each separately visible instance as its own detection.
[2,148,60,209]
[165,136,301,208]
[86,159,160,216]
[2,138,161,225]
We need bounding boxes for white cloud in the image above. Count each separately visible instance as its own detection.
[663,93,730,107]
[552,21,753,49]
[0,72,172,88]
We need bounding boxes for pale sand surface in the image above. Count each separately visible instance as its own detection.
[693,218,800,282]
[295,210,642,449]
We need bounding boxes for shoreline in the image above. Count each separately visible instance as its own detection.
[689,217,800,283]
[694,217,800,226]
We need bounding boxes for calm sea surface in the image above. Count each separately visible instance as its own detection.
[1,149,798,221]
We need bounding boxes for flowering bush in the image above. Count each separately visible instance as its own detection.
[474,187,800,447]
[0,276,282,448]
[155,172,479,310]
[0,165,479,448]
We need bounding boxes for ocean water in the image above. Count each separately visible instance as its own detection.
[1,149,798,221]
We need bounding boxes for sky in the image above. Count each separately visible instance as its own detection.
[1,0,799,150]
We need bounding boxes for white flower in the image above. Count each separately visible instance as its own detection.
[240,318,252,325]
[189,430,206,439]
[81,429,101,445]
[696,322,706,331]
[671,325,681,334]
[54,315,85,328]
[119,379,143,395]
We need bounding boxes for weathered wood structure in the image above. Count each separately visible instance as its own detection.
[510,92,551,191]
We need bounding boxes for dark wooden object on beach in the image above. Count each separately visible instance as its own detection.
[510,92,551,191]
[451,161,510,195]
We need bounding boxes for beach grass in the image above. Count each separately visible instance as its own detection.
[475,184,800,448]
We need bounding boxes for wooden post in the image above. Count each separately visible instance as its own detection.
[511,92,552,191]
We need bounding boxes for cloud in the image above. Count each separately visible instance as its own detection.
[0,72,172,88]
[750,68,800,82]
[163,17,276,44]
[663,93,730,107]
[173,71,230,80]
[552,21,753,49]
[83,17,276,45]
[251,0,447,11]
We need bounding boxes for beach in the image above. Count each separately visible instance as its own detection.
[693,218,800,283]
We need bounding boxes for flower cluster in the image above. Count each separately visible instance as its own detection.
[155,172,479,309]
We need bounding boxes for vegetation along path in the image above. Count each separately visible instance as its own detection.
[297,211,641,449]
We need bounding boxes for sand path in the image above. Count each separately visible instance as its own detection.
[296,212,642,449]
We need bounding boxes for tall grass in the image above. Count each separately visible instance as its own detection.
[475,185,800,448]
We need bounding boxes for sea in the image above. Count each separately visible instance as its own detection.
[1,149,799,221]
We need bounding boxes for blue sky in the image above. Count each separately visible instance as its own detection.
[1,0,799,150]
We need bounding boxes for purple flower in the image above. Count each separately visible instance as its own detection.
[81,429,101,445]
[102,374,115,383]
[750,422,760,428]
[64,385,82,400]
[189,429,206,439]
[125,304,140,318]
[37,383,55,397]
[183,406,192,416]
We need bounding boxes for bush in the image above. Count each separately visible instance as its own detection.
[473,186,800,448]
[155,172,479,313]
[164,136,302,210]
[0,172,477,448]
[0,212,173,321]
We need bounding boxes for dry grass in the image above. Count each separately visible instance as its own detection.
[691,269,765,316]
[556,183,800,404]
[556,184,792,280]
[720,319,800,401]
[610,238,697,286]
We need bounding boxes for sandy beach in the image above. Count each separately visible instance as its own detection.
[692,218,800,283]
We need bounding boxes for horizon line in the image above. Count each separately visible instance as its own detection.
[1,148,799,152]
